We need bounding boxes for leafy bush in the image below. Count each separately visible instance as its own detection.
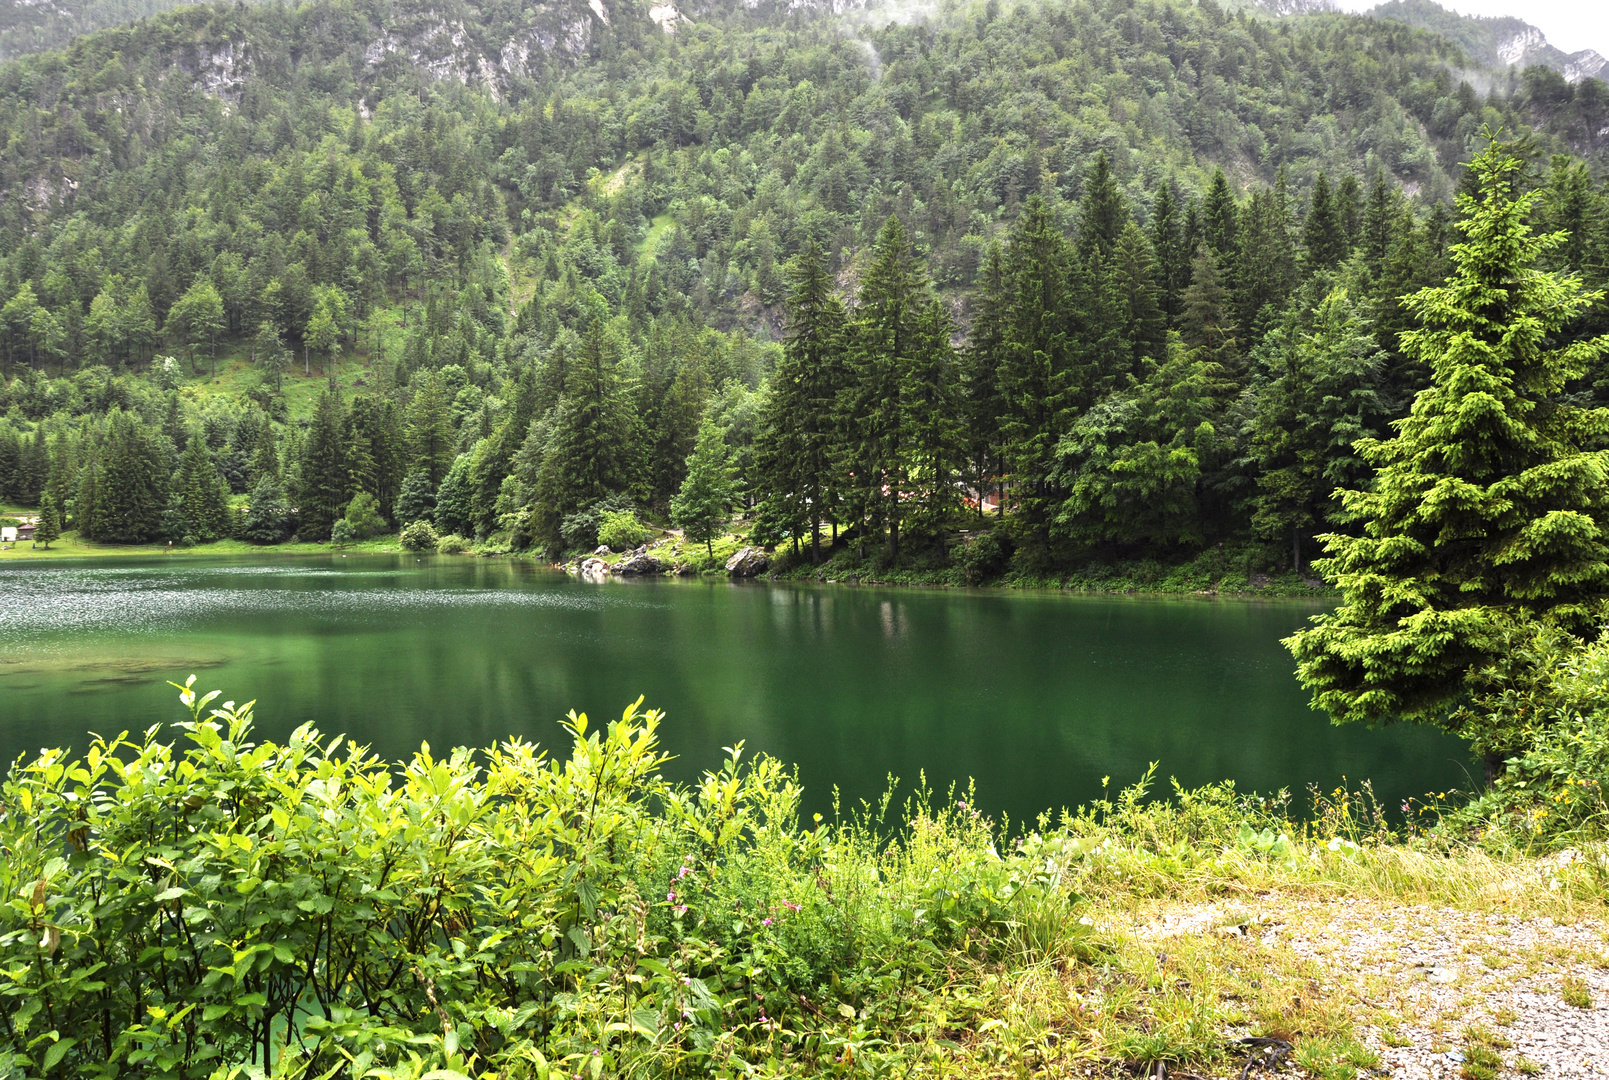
[436,533,471,554]
[341,491,384,539]
[0,680,1031,1079]
[597,509,645,551]
[1449,626,1609,846]
[955,528,1015,584]
[559,493,637,553]
[399,520,438,551]
[330,518,356,544]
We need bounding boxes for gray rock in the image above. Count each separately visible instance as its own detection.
[593,545,612,556]
[580,557,608,576]
[724,546,770,577]
[613,553,661,575]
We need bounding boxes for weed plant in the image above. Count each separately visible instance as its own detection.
[5,682,1609,1080]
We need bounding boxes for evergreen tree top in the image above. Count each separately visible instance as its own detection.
[1289,134,1609,743]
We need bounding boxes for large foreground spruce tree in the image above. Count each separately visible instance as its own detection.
[1288,137,1609,759]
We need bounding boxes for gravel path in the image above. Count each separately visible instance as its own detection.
[1138,895,1609,1079]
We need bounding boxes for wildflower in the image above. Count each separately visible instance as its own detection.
[674,904,688,917]
[762,918,772,926]
[784,901,801,912]
[667,890,676,902]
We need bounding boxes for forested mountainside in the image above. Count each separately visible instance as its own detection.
[1,0,1608,576]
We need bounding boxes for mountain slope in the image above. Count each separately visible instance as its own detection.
[1368,0,1606,82]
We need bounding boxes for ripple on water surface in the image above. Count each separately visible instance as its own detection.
[0,561,650,640]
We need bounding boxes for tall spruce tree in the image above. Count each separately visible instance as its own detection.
[1301,173,1347,275]
[755,243,847,560]
[1149,180,1189,322]
[1246,287,1387,572]
[297,389,350,540]
[839,216,925,560]
[35,489,60,548]
[529,319,642,552]
[167,432,233,541]
[94,411,168,543]
[998,196,1079,557]
[1287,139,1609,766]
[961,243,1009,521]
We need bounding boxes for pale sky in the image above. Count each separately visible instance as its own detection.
[1330,0,1609,61]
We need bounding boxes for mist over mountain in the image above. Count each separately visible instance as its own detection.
[1365,0,1605,82]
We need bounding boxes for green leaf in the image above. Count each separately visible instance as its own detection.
[42,1037,75,1071]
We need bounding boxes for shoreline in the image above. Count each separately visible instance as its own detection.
[1,531,1336,600]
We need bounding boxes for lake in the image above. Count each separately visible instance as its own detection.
[0,554,1471,821]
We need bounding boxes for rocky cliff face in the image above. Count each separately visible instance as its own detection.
[1367,0,1605,84]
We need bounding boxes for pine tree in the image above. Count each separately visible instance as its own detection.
[1358,170,1398,281]
[1301,173,1347,275]
[1149,180,1188,321]
[839,216,925,560]
[167,432,233,541]
[35,489,60,548]
[902,299,962,533]
[1180,245,1240,375]
[754,242,847,560]
[251,419,280,484]
[998,196,1080,556]
[529,319,642,551]
[406,371,457,487]
[96,411,168,543]
[1076,151,1126,262]
[297,389,350,540]
[1202,169,1239,268]
[1287,139,1609,765]
[671,419,738,558]
[241,478,293,543]
[1247,287,1387,572]
[961,242,1009,521]
[434,454,476,538]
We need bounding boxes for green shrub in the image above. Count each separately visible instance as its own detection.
[399,520,438,551]
[0,679,1029,1079]
[559,493,636,552]
[597,509,646,551]
[330,517,356,544]
[436,532,471,554]
[1447,625,1609,846]
[342,491,384,539]
[955,528,1014,584]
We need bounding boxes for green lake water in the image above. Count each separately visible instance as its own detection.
[0,554,1472,820]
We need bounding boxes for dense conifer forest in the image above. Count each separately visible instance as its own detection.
[2,0,1608,577]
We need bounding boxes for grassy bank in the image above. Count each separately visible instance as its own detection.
[2,680,1601,1080]
[1,526,1335,601]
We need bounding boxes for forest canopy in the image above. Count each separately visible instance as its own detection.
[0,0,1607,578]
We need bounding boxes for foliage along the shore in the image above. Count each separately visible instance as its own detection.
[6,676,1606,1080]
